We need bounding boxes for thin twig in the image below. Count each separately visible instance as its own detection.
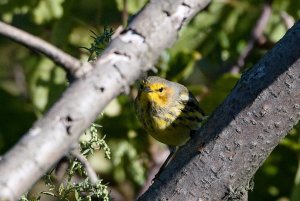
[122,0,128,27]
[137,145,170,197]
[280,11,295,30]
[230,2,272,74]
[54,157,69,182]
[0,21,93,78]
[13,64,28,99]
[71,149,99,185]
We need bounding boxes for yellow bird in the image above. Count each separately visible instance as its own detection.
[134,76,206,174]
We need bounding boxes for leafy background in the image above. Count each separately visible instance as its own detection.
[0,0,300,200]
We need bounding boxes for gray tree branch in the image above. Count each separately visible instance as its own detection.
[0,21,93,78]
[138,21,300,200]
[0,0,211,200]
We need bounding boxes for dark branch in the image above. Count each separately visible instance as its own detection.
[138,20,300,201]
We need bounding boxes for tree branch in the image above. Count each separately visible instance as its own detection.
[280,11,295,30]
[138,21,300,200]
[71,149,99,185]
[230,2,272,74]
[0,0,211,200]
[0,21,93,78]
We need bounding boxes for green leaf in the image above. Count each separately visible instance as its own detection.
[115,0,147,14]
[33,0,65,24]
[74,190,80,201]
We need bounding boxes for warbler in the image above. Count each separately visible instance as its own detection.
[135,76,205,149]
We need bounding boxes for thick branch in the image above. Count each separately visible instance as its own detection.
[138,21,300,200]
[0,21,93,78]
[0,0,211,200]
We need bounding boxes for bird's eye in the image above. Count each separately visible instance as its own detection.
[158,87,164,92]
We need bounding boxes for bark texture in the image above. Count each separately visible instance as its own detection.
[138,21,300,200]
[0,0,210,200]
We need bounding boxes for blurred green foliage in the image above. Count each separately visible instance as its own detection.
[0,0,300,200]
